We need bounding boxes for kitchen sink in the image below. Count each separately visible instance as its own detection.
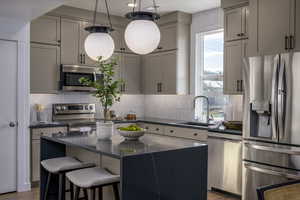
[176,121,211,127]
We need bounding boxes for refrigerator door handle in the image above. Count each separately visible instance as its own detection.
[278,58,287,140]
[244,142,300,155]
[244,163,300,179]
[271,55,280,140]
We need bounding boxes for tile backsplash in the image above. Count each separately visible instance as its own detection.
[144,95,243,121]
[30,93,243,122]
[30,94,145,122]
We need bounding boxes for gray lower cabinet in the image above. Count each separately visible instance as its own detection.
[31,127,68,182]
[223,40,247,95]
[30,15,60,45]
[30,43,60,93]
[207,136,242,195]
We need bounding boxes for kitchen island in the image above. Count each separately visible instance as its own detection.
[40,131,208,200]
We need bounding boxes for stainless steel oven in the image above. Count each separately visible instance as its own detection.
[60,65,102,92]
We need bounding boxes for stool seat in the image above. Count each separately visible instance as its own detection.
[41,157,93,173]
[66,167,120,188]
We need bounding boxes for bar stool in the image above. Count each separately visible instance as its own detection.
[41,156,95,200]
[66,167,120,200]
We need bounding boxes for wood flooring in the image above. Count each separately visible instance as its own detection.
[0,187,240,200]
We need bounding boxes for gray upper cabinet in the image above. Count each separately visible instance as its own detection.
[224,6,248,42]
[30,43,60,93]
[79,21,97,66]
[293,0,300,51]
[61,18,80,65]
[110,53,142,94]
[224,40,247,95]
[257,0,291,54]
[111,28,126,52]
[122,54,141,94]
[249,0,298,54]
[31,16,60,45]
[142,51,178,94]
[157,24,177,51]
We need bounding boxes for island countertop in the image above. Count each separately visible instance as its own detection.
[42,131,207,159]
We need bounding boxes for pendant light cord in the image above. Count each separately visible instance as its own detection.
[153,0,158,13]
[104,0,113,30]
[92,0,113,30]
[93,0,99,26]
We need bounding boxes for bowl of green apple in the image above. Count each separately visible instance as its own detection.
[117,125,145,140]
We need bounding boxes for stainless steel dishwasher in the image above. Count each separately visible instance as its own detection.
[207,133,242,195]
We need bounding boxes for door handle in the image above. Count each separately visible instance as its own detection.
[80,54,83,64]
[244,142,300,155]
[9,122,16,128]
[83,54,86,64]
[244,163,300,179]
[285,36,290,50]
[289,35,295,50]
[237,80,240,92]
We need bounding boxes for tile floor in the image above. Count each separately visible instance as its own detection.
[0,188,240,200]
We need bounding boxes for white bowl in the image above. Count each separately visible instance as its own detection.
[117,129,145,140]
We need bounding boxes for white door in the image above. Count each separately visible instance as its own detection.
[0,40,17,193]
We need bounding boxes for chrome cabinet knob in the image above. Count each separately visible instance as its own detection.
[9,122,16,127]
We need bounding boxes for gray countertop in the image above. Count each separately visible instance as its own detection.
[31,117,242,136]
[42,131,207,159]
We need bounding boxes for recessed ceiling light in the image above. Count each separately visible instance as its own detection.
[145,5,160,11]
[127,2,137,8]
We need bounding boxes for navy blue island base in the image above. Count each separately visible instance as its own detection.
[40,132,208,200]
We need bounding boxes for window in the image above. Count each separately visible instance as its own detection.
[195,30,228,122]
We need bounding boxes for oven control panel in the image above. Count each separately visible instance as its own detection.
[53,103,96,115]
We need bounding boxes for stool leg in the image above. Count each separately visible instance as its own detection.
[112,184,120,200]
[58,173,66,200]
[83,189,88,200]
[98,187,103,200]
[74,186,80,200]
[91,188,95,200]
[70,182,74,200]
[44,172,51,200]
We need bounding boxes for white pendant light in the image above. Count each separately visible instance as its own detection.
[124,1,161,55]
[84,0,115,61]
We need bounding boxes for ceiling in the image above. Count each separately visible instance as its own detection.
[65,0,220,17]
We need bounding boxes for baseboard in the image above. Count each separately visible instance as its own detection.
[17,182,31,192]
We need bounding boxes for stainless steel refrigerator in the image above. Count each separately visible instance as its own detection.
[242,53,300,200]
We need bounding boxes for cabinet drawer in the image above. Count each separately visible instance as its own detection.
[165,126,208,141]
[140,123,164,135]
[31,127,68,140]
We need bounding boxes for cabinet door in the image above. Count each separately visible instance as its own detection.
[157,24,177,51]
[61,18,80,65]
[31,140,40,182]
[224,40,244,95]
[224,7,244,41]
[142,54,162,94]
[161,51,177,94]
[122,54,141,94]
[79,21,97,66]
[257,0,292,54]
[30,43,60,93]
[111,28,126,52]
[293,0,300,51]
[31,16,60,45]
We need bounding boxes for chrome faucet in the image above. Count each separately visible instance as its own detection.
[193,96,211,124]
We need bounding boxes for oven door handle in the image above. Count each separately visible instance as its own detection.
[244,163,300,179]
[244,142,300,155]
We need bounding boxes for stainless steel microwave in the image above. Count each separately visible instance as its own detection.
[59,65,102,92]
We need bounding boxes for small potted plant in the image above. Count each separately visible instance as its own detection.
[79,56,123,140]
